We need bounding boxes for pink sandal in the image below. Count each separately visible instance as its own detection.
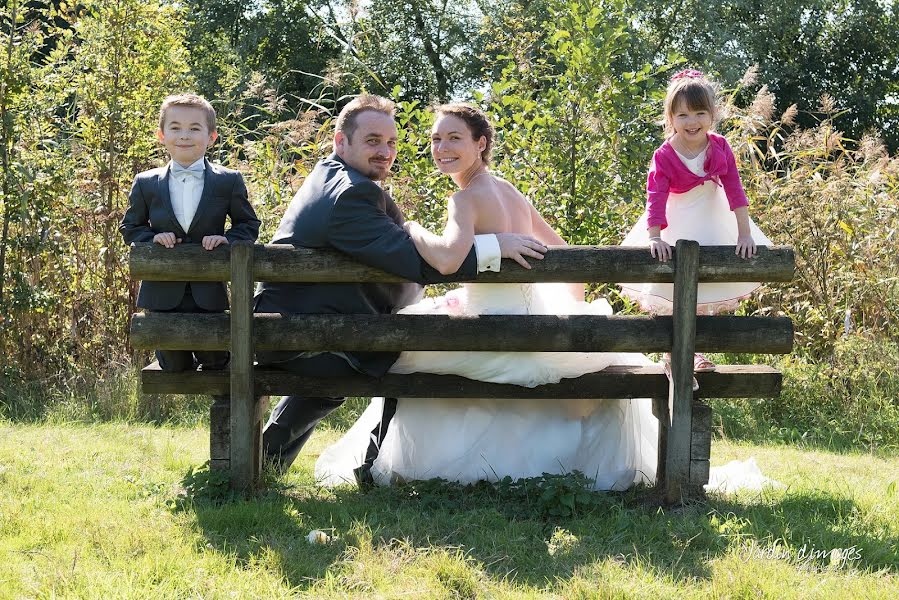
[661,354,700,391]
[693,353,716,373]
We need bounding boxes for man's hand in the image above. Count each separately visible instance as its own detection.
[496,233,547,269]
[202,235,229,250]
[153,232,181,248]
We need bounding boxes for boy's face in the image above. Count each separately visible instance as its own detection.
[157,106,217,167]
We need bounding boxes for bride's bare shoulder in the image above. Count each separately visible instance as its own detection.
[452,173,528,211]
[491,174,532,206]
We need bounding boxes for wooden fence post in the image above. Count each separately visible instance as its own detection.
[229,242,260,490]
[665,239,700,503]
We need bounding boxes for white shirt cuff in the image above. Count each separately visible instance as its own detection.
[474,234,501,272]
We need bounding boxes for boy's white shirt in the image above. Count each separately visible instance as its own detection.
[168,158,205,233]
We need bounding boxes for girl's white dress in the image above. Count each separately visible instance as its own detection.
[620,147,772,314]
[315,282,659,491]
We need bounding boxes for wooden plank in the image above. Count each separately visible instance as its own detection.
[689,459,711,486]
[690,402,713,487]
[691,430,712,463]
[691,402,712,435]
[695,367,782,397]
[140,363,782,398]
[130,312,794,354]
[665,239,700,503]
[653,397,669,493]
[129,243,231,281]
[129,243,796,284]
[228,241,258,491]
[210,401,230,465]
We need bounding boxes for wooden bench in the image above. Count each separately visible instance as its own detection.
[128,240,794,503]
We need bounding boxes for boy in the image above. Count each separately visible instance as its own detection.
[120,93,260,372]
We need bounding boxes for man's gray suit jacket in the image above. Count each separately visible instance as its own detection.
[254,153,478,377]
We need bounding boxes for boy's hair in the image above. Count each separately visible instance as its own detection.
[158,94,217,132]
[432,102,495,165]
[335,95,395,143]
[663,70,719,136]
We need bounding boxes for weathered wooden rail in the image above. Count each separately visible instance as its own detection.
[129,242,794,503]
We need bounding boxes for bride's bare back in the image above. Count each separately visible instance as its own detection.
[458,173,534,236]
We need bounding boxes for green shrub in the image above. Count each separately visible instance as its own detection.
[711,335,899,449]
[725,86,899,360]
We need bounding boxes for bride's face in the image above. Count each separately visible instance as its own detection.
[430,114,485,175]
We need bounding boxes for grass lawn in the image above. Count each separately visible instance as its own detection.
[1,416,898,598]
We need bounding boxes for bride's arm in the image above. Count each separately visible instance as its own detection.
[404,195,476,275]
[528,203,586,301]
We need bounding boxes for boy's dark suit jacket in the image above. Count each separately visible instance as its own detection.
[120,159,260,311]
[254,153,478,377]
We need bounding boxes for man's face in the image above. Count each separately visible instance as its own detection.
[157,106,217,167]
[334,110,398,180]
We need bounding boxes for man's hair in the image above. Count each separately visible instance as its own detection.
[158,93,217,132]
[335,94,395,142]
[433,102,495,165]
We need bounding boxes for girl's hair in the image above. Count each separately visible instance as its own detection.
[432,102,495,164]
[663,70,719,136]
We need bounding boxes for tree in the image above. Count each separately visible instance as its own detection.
[484,0,671,246]
[315,0,487,102]
[182,0,341,106]
[0,0,193,378]
[0,0,58,369]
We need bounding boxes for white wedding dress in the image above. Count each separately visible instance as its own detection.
[315,282,659,491]
[314,281,783,494]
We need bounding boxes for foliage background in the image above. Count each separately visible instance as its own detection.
[0,0,897,448]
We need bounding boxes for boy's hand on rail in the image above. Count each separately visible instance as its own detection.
[202,235,229,250]
[496,233,547,269]
[153,232,181,248]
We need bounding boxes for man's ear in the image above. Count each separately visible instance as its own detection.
[209,130,219,144]
[155,129,165,143]
[478,135,487,154]
[334,131,346,155]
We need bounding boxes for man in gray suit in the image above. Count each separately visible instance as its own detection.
[255,94,546,474]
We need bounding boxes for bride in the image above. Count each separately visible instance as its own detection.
[315,103,659,491]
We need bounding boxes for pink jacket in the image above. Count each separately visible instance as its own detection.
[646,132,749,230]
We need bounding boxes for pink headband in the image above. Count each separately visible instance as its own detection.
[671,69,704,81]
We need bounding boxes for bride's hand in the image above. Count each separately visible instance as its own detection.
[496,233,547,269]
[402,221,417,234]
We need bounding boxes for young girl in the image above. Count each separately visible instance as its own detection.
[620,69,772,372]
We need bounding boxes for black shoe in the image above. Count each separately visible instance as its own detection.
[353,464,375,490]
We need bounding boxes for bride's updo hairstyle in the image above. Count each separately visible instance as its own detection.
[433,102,495,165]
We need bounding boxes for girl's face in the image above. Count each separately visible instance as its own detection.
[669,99,713,144]
[430,114,485,174]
